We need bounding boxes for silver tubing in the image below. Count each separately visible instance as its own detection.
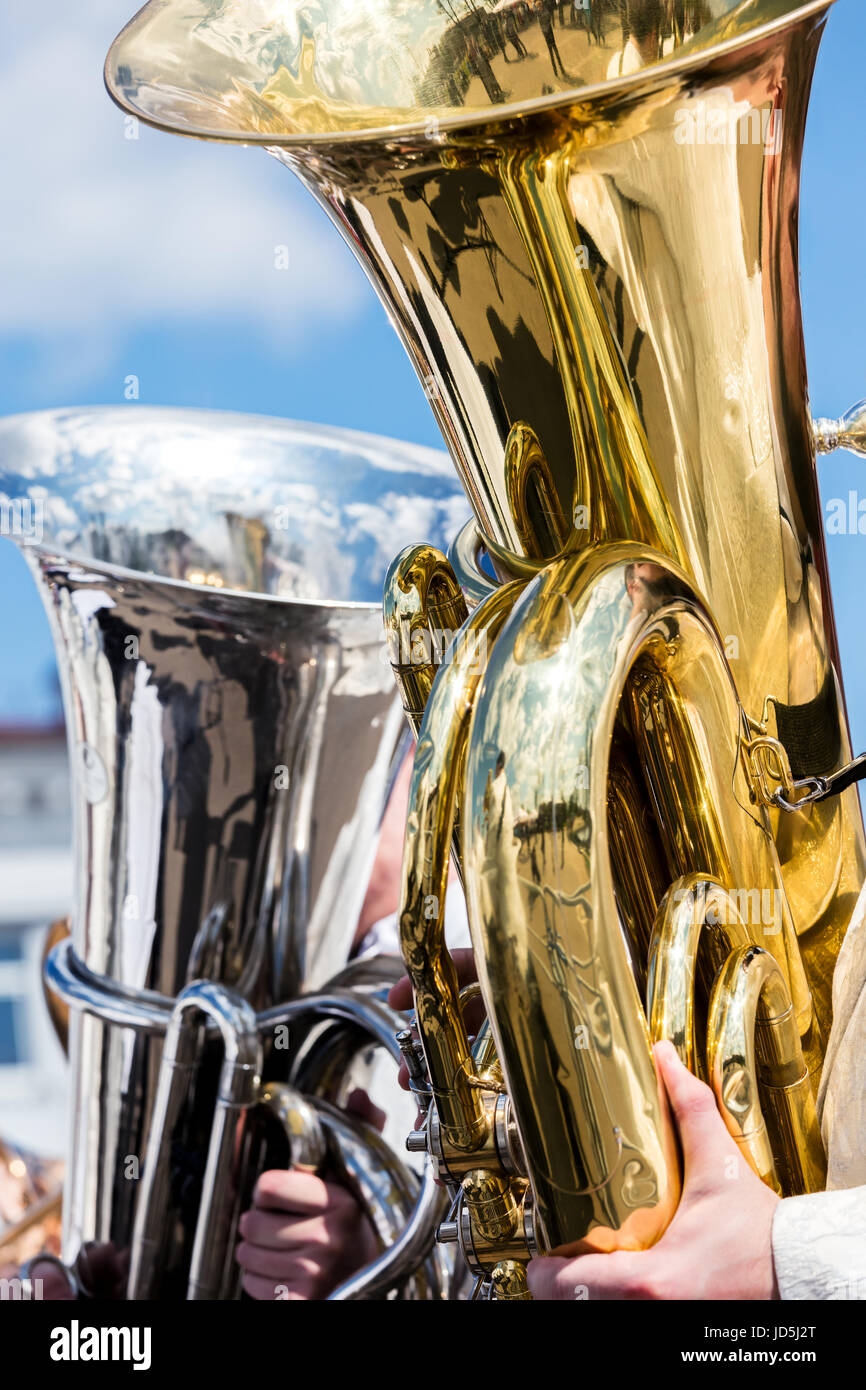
[52,943,444,1300]
[446,518,497,611]
[187,986,262,1300]
[258,987,406,1062]
[128,982,261,1301]
[45,938,173,1033]
[328,1145,448,1302]
[48,939,407,1053]
[258,1082,327,1173]
[19,1252,79,1300]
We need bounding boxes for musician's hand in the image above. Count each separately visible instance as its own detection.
[388,948,478,1092]
[18,1242,127,1300]
[236,1170,379,1301]
[236,1090,383,1301]
[75,1242,129,1299]
[1,1257,75,1300]
[527,1041,781,1301]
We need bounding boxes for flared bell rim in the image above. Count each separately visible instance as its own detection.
[22,543,385,613]
[105,0,833,149]
[1,404,469,607]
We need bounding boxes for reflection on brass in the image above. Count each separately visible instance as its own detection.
[384,545,469,737]
[607,731,669,992]
[707,946,826,1196]
[814,398,866,458]
[105,2,827,142]
[503,422,570,558]
[105,0,864,1295]
[490,1259,531,1302]
[398,581,523,1153]
[647,875,752,1078]
[647,873,826,1191]
[42,918,71,1054]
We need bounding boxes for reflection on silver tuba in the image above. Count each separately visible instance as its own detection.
[0,406,469,1298]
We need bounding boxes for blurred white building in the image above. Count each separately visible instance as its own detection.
[0,724,70,1157]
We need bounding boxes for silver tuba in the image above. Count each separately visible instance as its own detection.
[0,405,469,1299]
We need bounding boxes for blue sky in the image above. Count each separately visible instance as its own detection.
[1,1,865,742]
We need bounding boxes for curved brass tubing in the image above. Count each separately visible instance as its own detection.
[647,874,751,1078]
[606,734,670,996]
[646,875,825,1192]
[464,542,817,1253]
[708,947,826,1197]
[383,544,469,737]
[399,580,523,1155]
[503,422,571,561]
[42,918,71,1054]
[494,152,690,572]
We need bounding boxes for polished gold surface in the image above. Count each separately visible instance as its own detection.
[647,875,752,1077]
[106,2,865,1040]
[464,543,764,1252]
[606,732,669,993]
[814,398,866,458]
[707,946,826,1195]
[106,1,830,141]
[398,580,523,1152]
[105,0,865,1291]
[384,544,469,737]
[648,875,825,1190]
[397,578,532,1281]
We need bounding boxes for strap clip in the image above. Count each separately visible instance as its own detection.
[744,721,864,812]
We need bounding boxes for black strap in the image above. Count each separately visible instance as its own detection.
[772,671,842,780]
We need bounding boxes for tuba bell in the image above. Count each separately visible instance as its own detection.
[103,0,866,1296]
[0,405,469,1298]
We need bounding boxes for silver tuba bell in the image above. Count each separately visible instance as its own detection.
[0,405,470,1299]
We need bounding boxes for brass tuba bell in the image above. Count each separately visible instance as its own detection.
[104,0,866,1295]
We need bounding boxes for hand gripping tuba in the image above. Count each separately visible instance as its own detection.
[104,0,865,1294]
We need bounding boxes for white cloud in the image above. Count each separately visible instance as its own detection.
[0,1,367,383]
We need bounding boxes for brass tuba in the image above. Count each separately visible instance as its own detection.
[105,0,866,1295]
[0,406,469,1298]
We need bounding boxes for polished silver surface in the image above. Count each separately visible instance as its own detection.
[329,1159,449,1302]
[45,935,423,1048]
[129,981,262,1302]
[0,405,470,603]
[1,405,468,1297]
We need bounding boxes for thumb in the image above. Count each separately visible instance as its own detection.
[653,1040,740,1191]
[527,1250,646,1301]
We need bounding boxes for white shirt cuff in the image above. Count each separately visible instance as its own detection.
[772,1187,866,1299]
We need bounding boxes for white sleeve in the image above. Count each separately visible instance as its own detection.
[772,1187,866,1300]
[772,880,866,1300]
[354,880,472,958]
